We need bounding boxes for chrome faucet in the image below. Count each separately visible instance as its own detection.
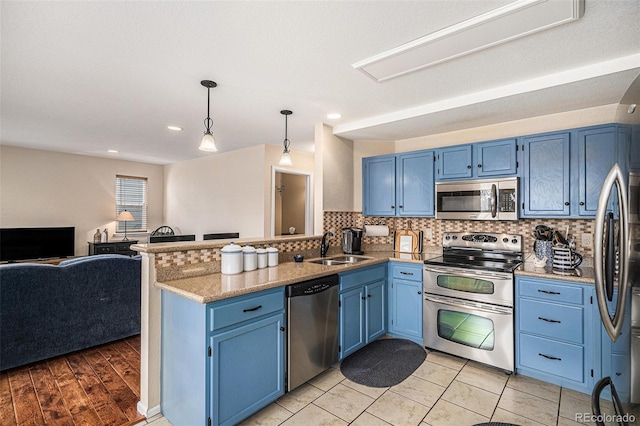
[320,231,334,257]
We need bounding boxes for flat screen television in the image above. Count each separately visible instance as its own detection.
[0,227,75,262]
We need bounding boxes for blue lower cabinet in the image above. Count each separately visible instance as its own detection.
[388,263,423,345]
[339,265,387,359]
[515,277,594,394]
[599,288,632,402]
[161,288,285,426]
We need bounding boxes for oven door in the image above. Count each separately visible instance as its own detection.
[423,265,514,306]
[423,294,514,372]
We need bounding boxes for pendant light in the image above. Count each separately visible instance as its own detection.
[279,110,293,166]
[199,80,218,152]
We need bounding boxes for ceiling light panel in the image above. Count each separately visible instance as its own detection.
[353,0,585,82]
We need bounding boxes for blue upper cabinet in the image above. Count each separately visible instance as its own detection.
[577,125,621,216]
[396,150,435,216]
[435,144,472,180]
[522,131,571,217]
[474,139,518,177]
[362,155,396,216]
[363,150,435,217]
[435,139,518,181]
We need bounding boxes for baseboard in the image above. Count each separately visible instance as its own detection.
[137,401,161,418]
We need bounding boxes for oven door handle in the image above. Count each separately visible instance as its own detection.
[423,266,511,281]
[424,295,512,315]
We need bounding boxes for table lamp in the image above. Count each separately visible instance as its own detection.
[116,210,135,241]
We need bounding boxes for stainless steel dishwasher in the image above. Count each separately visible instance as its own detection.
[285,274,339,392]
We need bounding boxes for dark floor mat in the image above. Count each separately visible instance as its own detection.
[340,338,426,388]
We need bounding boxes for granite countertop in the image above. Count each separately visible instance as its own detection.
[514,253,595,284]
[156,250,597,304]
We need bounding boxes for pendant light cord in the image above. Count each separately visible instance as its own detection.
[283,113,290,150]
[204,87,213,132]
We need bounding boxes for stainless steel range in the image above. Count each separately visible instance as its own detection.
[423,232,523,373]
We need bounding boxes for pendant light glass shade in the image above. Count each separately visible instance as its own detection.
[199,80,218,152]
[279,110,293,166]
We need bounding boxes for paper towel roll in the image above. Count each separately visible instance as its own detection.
[364,225,389,237]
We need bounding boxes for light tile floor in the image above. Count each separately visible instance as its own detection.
[140,349,640,426]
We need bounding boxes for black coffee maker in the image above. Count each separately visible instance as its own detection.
[342,227,364,255]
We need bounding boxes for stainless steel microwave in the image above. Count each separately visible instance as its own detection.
[435,177,518,220]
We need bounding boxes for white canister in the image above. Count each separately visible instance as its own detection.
[242,245,257,271]
[221,242,243,274]
[257,248,268,269]
[267,246,279,267]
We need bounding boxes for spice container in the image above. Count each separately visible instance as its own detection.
[221,242,243,274]
[257,248,268,269]
[267,246,279,267]
[242,245,257,272]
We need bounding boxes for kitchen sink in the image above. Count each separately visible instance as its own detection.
[308,255,372,265]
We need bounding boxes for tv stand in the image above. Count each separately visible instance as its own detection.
[88,241,138,256]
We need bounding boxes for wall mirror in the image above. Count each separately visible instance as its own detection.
[271,167,313,237]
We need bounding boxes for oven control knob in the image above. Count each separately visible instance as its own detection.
[445,235,450,240]
[452,235,457,240]
[511,238,518,244]
[503,237,509,243]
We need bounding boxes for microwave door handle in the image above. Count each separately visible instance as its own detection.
[491,184,497,218]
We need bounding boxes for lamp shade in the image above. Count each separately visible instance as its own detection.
[199,132,217,152]
[279,151,293,166]
[116,210,135,221]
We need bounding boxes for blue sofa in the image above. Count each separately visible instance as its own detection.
[0,254,141,371]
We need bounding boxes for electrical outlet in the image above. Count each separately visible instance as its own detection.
[426,229,433,239]
[582,233,592,247]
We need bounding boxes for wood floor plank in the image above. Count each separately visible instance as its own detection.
[7,367,45,425]
[0,372,17,425]
[97,345,141,398]
[67,352,129,426]
[29,363,74,425]
[83,349,143,423]
[48,357,104,426]
[110,340,140,374]
[125,336,140,355]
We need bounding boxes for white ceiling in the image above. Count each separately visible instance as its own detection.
[2,1,639,165]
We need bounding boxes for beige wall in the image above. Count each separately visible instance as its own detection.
[164,145,266,240]
[0,145,164,257]
[164,144,315,240]
[317,124,354,212]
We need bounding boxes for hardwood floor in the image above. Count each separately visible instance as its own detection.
[0,335,144,426]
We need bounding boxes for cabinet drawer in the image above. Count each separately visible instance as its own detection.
[519,334,584,382]
[340,265,386,292]
[391,264,421,282]
[519,299,583,344]
[209,289,284,331]
[518,278,583,305]
[95,245,115,254]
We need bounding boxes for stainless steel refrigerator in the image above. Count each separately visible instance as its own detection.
[594,164,639,408]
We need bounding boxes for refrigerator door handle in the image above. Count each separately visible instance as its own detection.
[595,164,629,342]
[606,212,615,301]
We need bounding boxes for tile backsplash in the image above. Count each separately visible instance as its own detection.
[323,211,594,257]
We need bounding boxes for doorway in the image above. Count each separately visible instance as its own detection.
[271,167,313,237]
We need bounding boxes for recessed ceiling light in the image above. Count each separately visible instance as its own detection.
[108,149,119,153]
[327,113,342,119]
[167,125,183,131]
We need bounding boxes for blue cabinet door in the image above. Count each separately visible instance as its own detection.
[389,279,422,341]
[436,145,472,180]
[577,126,619,216]
[366,280,386,342]
[396,150,435,216]
[210,313,285,426]
[474,139,517,177]
[522,132,571,216]
[363,156,396,216]
[340,286,365,358]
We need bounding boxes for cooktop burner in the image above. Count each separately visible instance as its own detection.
[425,232,524,273]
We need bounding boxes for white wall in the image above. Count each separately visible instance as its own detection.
[0,145,164,257]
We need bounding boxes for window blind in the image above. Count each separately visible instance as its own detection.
[116,175,148,232]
